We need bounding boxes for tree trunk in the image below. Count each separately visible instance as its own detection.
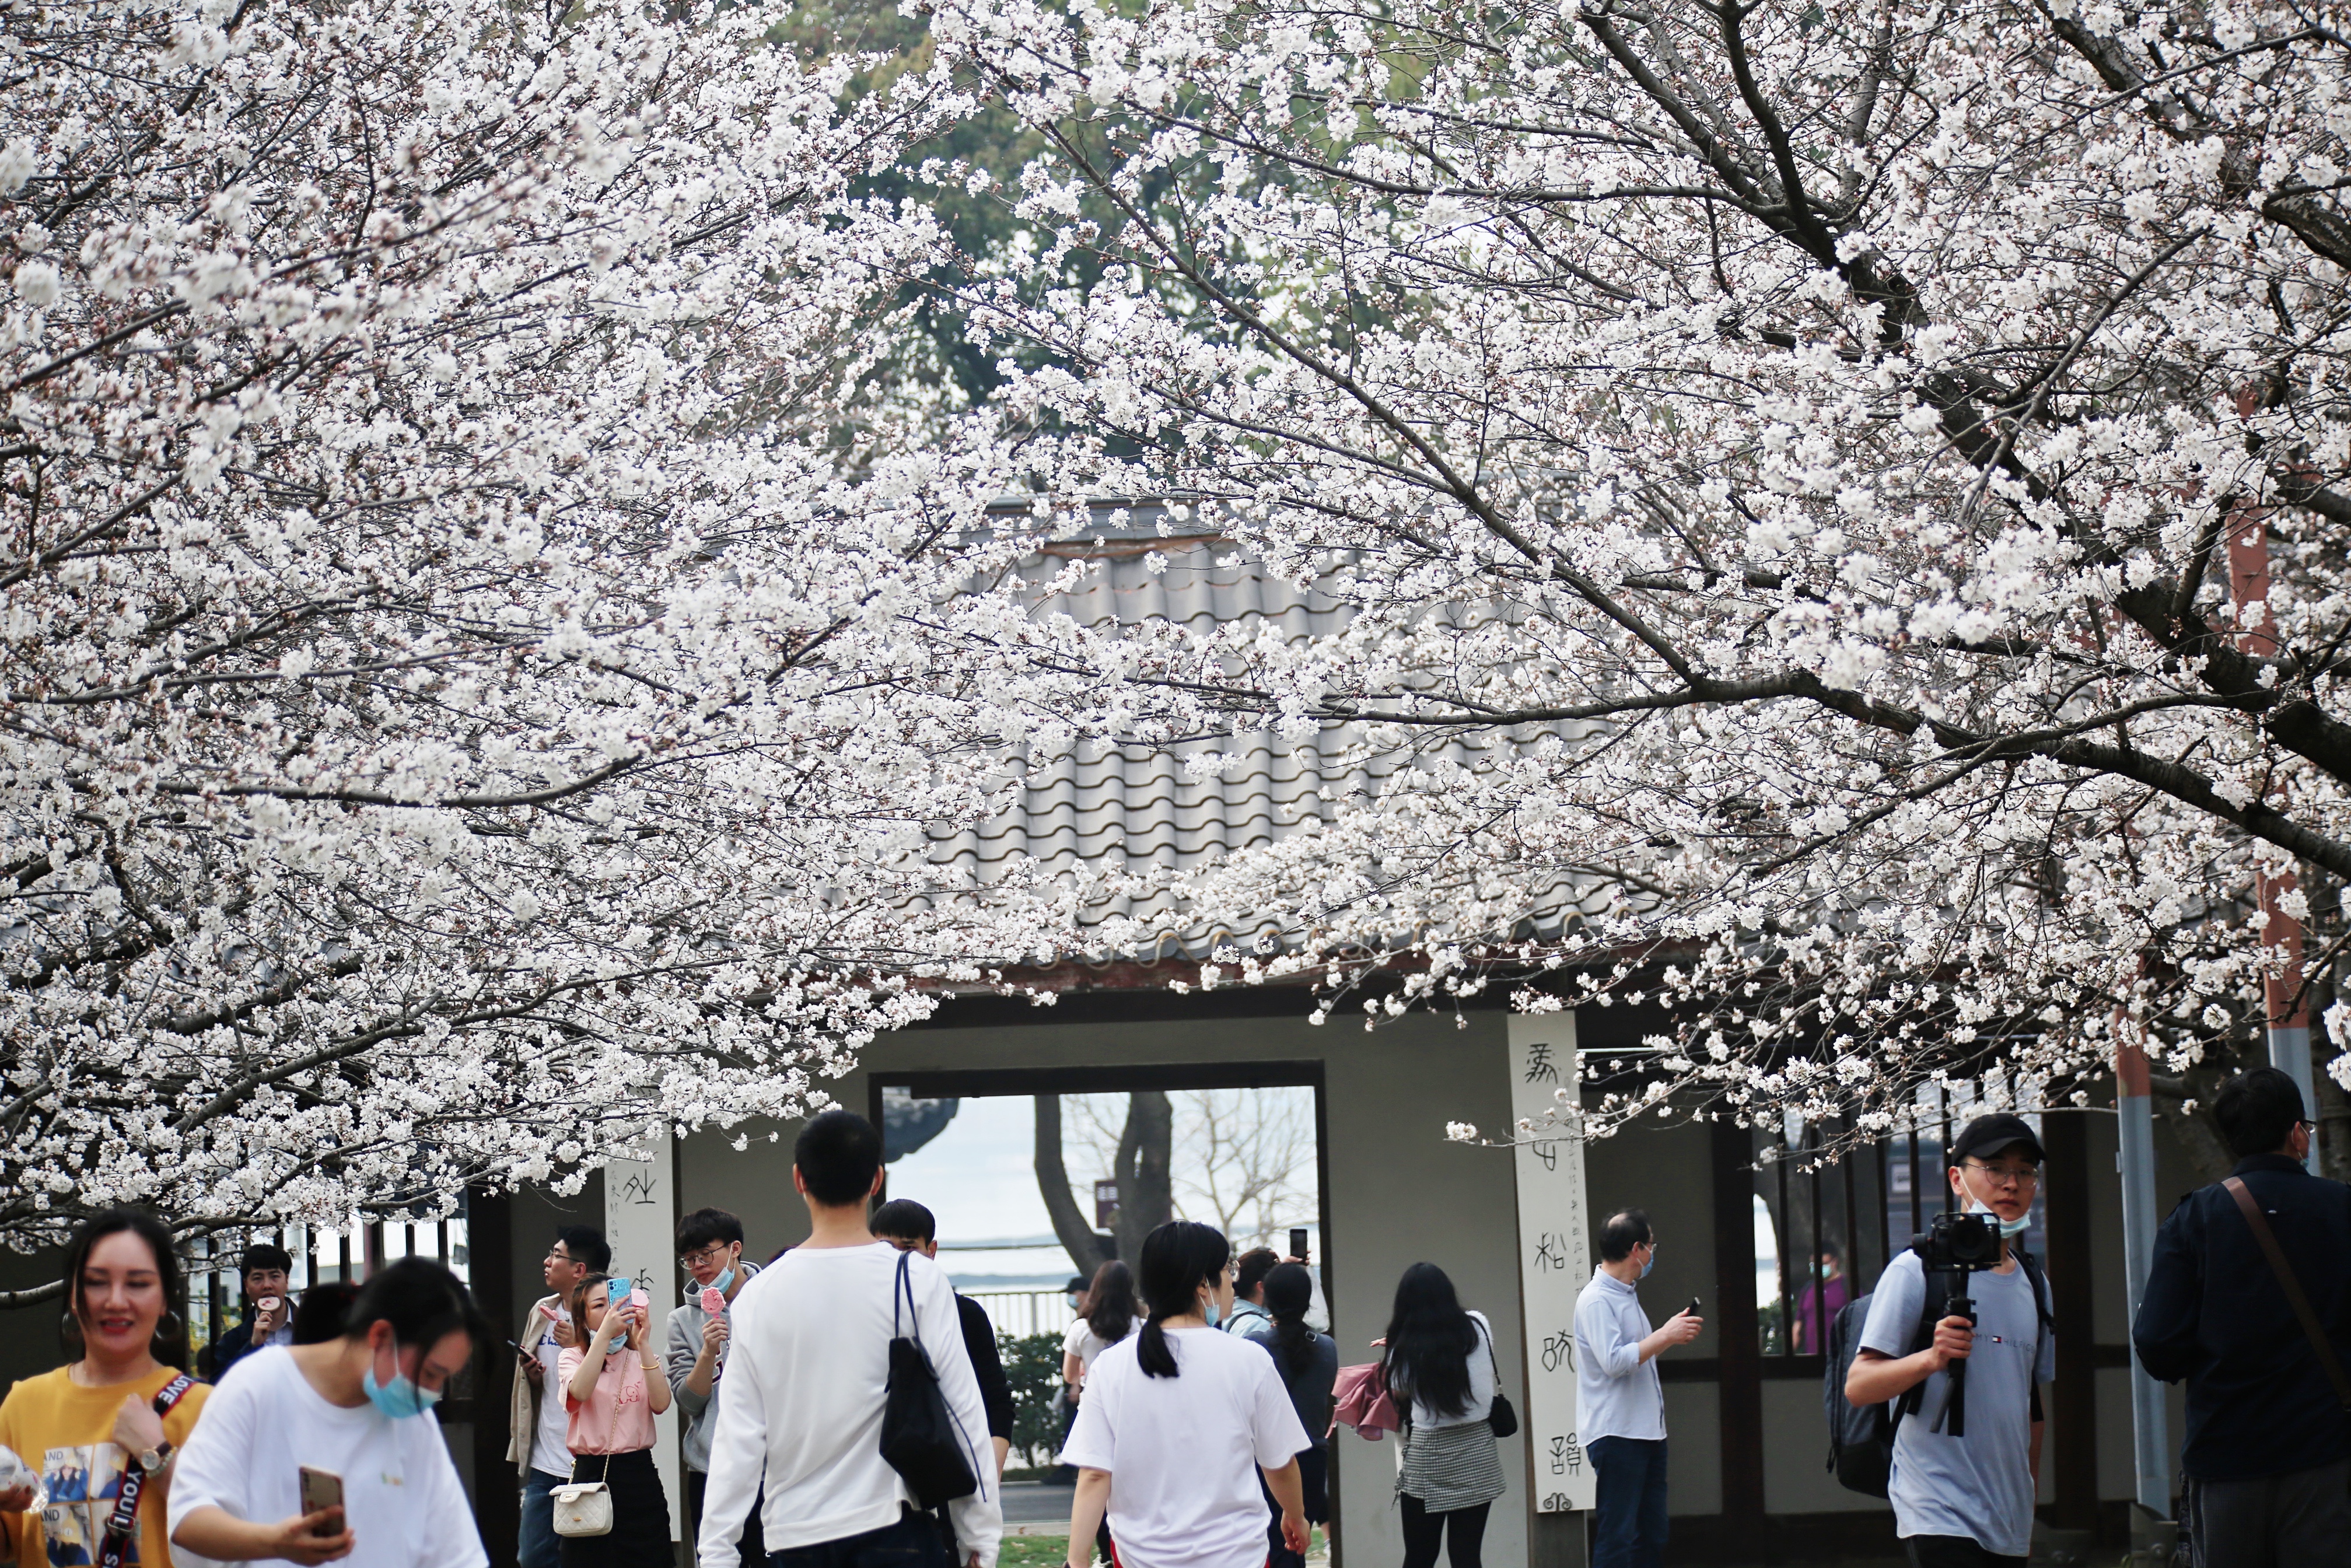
[1112,1091,1174,1266]
[1035,1094,1111,1279]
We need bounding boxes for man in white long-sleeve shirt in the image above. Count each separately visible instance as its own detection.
[696,1110,1002,1568]
[1574,1209,1702,1568]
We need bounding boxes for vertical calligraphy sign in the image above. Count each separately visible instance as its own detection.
[1507,1014,1596,1513]
[604,1128,684,1542]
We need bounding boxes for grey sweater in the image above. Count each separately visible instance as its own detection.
[664,1260,761,1473]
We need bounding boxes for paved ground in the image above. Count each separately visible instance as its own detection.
[1002,1481,1077,1532]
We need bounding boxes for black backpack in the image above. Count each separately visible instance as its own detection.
[880,1251,981,1510]
[1824,1248,2053,1497]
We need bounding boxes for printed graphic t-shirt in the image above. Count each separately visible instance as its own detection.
[168,1345,487,1568]
[0,1363,209,1567]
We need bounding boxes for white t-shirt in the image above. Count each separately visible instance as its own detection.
[167,1346,487,1568]
[1060,1326,1311,1568]
[1062,1315,1140,1386]
[528,1303,572,1476]
[696,1242,1001,1568]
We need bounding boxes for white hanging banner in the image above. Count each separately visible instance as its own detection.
[603,1128,683,1542]
[1507,1014,1596,1513]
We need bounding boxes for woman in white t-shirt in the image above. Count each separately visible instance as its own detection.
[170,1256,491,1567]
[1061,1259,1142,1563]
[1061,1222,1310,1568]
[1061,1259,1142,1402]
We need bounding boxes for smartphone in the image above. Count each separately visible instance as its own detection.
[298,1466,344,1536]
[1688,1297,1702,1317]
[1289,1228,1310,1261]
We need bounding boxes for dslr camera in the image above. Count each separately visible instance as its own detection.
[1904,1211,2006,1437]
[1911,1210,2001,1273]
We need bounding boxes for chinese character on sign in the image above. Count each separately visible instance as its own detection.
[1524,1041,1559,1084]
[1541,1328,1575,1373]
[618,1171,659,1207]
[1532,1232,1568,1272]
[1542,1492,1572,1513]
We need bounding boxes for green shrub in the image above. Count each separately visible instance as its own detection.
[998,1329,1067,1466]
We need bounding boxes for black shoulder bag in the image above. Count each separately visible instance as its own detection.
[880,1251,981,1509]
[1479,1318,1518,1438]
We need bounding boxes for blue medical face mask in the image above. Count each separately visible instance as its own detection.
[710,1265,737,1296]
[363,1344,442,1419]
[1638,1245,1657,1279]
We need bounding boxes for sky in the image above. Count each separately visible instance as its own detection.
[883,1094,1079,1290]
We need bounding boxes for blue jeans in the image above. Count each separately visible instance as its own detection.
[518,1466,566,1568]
[1588,1436,1668,1568]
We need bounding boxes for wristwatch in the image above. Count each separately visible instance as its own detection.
[133,1442,172,1476]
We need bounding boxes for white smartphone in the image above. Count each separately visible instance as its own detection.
[298,1466,344,1536]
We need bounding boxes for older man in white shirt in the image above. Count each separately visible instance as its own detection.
[1574,1209,1701,1568]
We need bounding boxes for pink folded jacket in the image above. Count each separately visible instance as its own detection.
[1330,1362,1402,1440]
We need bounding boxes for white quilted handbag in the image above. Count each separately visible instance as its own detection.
[550,1478,613,1539]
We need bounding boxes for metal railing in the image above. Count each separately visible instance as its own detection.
[964,1289,1070,1338]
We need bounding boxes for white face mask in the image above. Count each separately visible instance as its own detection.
[1966,1197,2032,1237]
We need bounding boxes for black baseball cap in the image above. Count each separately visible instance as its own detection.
[1948,1113,2045,1167]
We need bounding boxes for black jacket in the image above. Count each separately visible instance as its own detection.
[2132,1154,2351,1480]
[955,1293,1015,1442]
[201,1315,258,1382]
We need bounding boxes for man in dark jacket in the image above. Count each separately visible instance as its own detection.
[871,1198,1016,1472]
[2133,1066,2351,1568]
[198,1241,293,1381]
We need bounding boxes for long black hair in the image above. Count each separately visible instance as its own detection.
[1263,1262,1318,1377]
[1082,1259,1139,1346]
[1135,1220,1230,1379]
[59,1209,188,1371]
[1381,1261,1478,1418]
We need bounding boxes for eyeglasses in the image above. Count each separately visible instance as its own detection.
[1963,1162,2041,1189]
[677,1245,733,1272]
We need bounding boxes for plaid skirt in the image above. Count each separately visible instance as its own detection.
[1397,1419,1506,1513]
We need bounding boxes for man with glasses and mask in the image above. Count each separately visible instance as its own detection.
[508,1224,609,1568]
[667,1207,765,1563]
[2135,1066,2351,1568]
[1577,1208,1703,1568]
[1848,1114,2054,1568]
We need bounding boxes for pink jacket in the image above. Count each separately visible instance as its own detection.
[1330,1362,1403,1440]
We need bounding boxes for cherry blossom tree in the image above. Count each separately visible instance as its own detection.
[0,0,1094,1264]
[928,0,2351,1152]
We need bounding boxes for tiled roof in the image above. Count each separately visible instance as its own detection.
[924,503,1597,964]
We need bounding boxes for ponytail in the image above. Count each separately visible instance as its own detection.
[1264,1262,1316,1376]
[1135,1220,1232,1379]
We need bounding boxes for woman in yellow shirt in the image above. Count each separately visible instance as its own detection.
[0,1209,212,1568]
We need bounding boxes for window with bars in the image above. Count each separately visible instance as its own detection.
[184,1204,473,1369]
[1751,1091,2046,1360]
